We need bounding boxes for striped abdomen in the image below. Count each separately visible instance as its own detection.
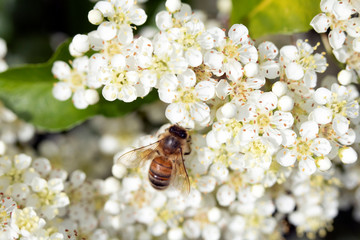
[148,156,172,190]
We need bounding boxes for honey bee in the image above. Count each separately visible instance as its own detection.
[116,125,191,194]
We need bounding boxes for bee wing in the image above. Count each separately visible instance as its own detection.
[116,141,161,168]
[170,150,190,195]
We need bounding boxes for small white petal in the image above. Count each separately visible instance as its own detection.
[155,11,173,31]
[303,70,317,88]
[224,59,243,81]
[206,130,222,149]
[347,18,360,38]
[88,9,103,25]
[320,0,335,12]
[72,34,90,54]
[168,228,183,240]
[216,185,236,206]
[278,95,294,111]
[202,224,220,240]
[316,156,332,171]
[165,0,182,12]
[190,102,210,122]
[197,32,214,50]
[276,148,296,167]
[195,81,215,101]
[272,111,294,129]
[339,147,357,164]
[102,85,118,101]
[215,79,230,100]
[281,129,297,147]
[118,85,137,102]
[260,60,280,79]
[129,8,147,26]
[272,81,287,97]
[204,50,224,70]
[73,90,89,109]
[258,41,278,60]
[332,1,352,20]
[97,21,117,41]
[353,37,360,52]
[311,106,333,124]
[246,75,266,89]
[165,103,186,123]
[228,24,249,44]
[117,24,134,45]
[314,87,332,105]
[84,89,99,105]
[310,137,331,156]
[338,128,356,145]
[217,102,237,119]
[140,70,157,88]
[285,62,304,80]
[310,13,331,33]
[299,121,318,140]
[244,62,259,77]
[178,69,196,88]
[298,157,316,175]
[185,48,202,67]
[53,82,72,101]
[280,45,298,61]
[329,28,346,50]
[52,61,71,80]
[111,54,126,69]
[94,1,114,17]
[258,92,278,111]
[275,194,296,213]
[183,220,201,239]
[31,177,47,192]
[332,114,349,136]
[338,69,355,85]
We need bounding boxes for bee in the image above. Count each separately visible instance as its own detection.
[116,125,191,194]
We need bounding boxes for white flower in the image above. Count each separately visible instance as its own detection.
[11,207,46,238]
[258,41,280,79]
[52,57,99,109]
[205,24,258,80]
[237,91,294,147]
[312,83,359,136]
[277,121,332,175]
[280,39,327,96]
[159,72,215,128]
[27,177,70,220]
[90,0,147,41]
[0,194,18,239]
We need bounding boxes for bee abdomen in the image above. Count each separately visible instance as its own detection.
[149,156,172,190]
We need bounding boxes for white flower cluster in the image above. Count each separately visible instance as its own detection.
[311,0,360,85]
[33,0,360,238]
[0,153,70,239]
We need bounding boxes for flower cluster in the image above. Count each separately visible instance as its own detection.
[26,0,360,239]
[311,0,360,85]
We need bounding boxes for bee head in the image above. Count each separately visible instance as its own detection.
[169,125,188,139]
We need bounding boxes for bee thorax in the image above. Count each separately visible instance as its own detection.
[162,135,181,154]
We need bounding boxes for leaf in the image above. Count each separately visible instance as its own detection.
[0,40,159,132]
[231,0,321,39]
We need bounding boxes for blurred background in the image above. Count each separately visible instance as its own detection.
[0,0,359,239]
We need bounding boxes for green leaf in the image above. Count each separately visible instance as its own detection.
[0,40,159,132]
[231,0,321,39]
